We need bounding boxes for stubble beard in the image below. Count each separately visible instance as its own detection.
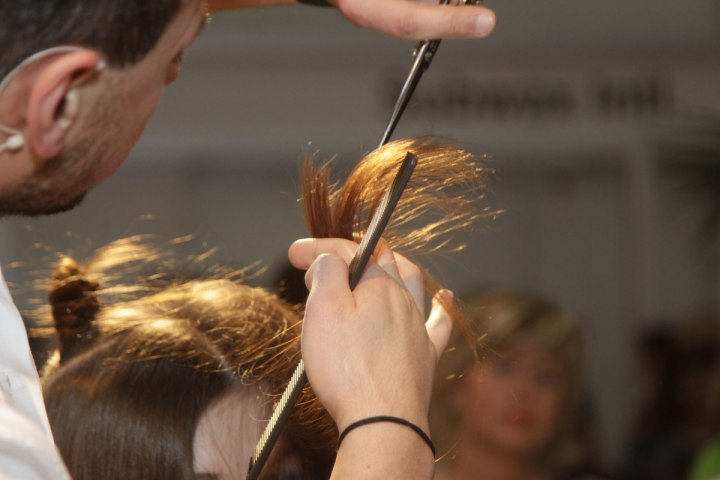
[0,133,112,217]
[0,84,123,218]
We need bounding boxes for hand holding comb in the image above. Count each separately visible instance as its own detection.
[247,152,417,479]
[247,0,486,474]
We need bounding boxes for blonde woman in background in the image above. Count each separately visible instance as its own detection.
[433,289,608,480]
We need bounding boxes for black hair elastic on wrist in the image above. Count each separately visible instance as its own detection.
[337,416,436,457]
[297,0,332,6]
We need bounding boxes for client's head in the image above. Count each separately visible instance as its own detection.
[41,239,335,480]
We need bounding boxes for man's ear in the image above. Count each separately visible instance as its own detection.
[26,50,102,160]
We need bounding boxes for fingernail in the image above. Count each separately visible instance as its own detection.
[474,12,496,37]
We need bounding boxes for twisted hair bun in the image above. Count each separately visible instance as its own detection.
[49,256,100,363]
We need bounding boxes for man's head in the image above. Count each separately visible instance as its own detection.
[0,0,207,216]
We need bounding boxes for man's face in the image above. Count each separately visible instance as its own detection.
[0,0,207,216]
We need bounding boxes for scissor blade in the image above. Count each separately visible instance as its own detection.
[379,39,441,147]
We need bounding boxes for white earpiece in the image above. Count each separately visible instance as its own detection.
[57,88,80,131]
[0,124,24,153]
[64,88,79,119]
[4,132,24,150]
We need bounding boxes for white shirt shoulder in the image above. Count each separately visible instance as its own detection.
[0,266,70,479]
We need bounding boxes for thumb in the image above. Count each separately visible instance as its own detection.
[426,289,454,362]
[305,253,351,300]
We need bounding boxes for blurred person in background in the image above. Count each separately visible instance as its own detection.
[431,289,608,480]
[619,313,719,480]
[685,312,720,480]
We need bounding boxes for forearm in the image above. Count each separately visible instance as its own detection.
[291,238,451,479]
[331,421,435,480]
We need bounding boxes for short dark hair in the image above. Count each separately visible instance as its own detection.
[0,0,185,79]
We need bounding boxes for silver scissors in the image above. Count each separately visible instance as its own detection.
[380,0,485,147]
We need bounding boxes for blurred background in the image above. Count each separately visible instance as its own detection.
[1,1,719,476]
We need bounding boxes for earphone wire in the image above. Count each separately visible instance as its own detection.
[0,46,88,152]
[0,46,85,94]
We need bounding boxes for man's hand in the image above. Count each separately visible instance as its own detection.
[208,0,496,40]
[330,0,496,40]
[288,238,452,432]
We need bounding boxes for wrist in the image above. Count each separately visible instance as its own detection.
[338,414,430,438]
[338,416,435,457]
[332,387,430,434]
[333,419,435,479]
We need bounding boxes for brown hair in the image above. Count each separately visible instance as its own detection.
[302,137,495,331]
[42,239,336,479]
[40,138,493,479]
